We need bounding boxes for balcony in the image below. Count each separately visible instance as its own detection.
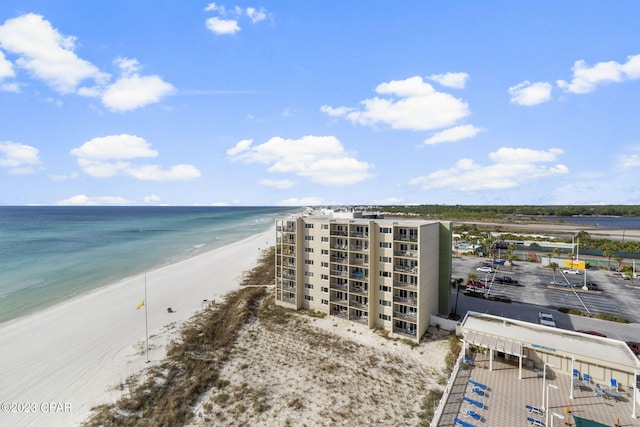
[330,309,349,319]
[348,258,367,266]
[394,250,417,257]
[350,232,369,238]
[394,281,417,290]
[330,296,348,306]
[279,296,296,304]
[349,286,367,295]
[330,256,347,263]
[349,300,368,310]
[330,282,348,290]
[330,229,348,236]
[393,311,418,322]
[332,244,349,250]
[393,296,417,307]
[394,235,418,242]
[349,245,368,252]
[330,270,348,277]
[349,314,369,325]
[350,272,368,280]
[394,265,418,274]
[393,327,417,338]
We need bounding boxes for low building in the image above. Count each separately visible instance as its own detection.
[275,214,452,342]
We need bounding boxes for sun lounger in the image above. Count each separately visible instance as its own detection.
[454,417,476,427]
[526,404,544,415]
[594,383,605,398]
[573,368,580,379]
[610,378,618,391]
[583,373,591,383]
[468,379,488,390]
[472,387,485,397]
[462,396,485,409]
[527,416,545,426]
[465,355,475,364]
[466,410,482,421]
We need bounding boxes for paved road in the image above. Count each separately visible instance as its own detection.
[451,256,640,342]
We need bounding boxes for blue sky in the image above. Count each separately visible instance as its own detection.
[1,1,639,206]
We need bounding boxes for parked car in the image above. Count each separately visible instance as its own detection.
[576,330,607,337]
[477,266,492,273]
[627,342,640,356]
[538,312,556,327]
[563,269,580,275]
[550,280,571,287]
[466,280,485,288]
[496,276,519,285]
[584,282,599,291]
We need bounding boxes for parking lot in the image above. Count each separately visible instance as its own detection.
[451,255,640,341]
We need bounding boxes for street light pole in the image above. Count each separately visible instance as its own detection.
[542,362,554,410]
[546,384,559,426]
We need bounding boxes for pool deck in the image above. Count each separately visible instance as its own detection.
[439,356,640,426]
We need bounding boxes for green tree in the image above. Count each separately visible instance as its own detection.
[622,265,635,286]
[602,248,614,270]
[614,256,624,272]
[452,277,464,317]
[549,262,559,283]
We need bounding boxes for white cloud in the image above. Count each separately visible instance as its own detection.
[71,134,201,181]
[228,135,374,185]
[409,147,568,191]
[0,141,41,174]
[258,178,296,189]
[508,81,552,106]
[321,76,470,131]
[246,7,267,23]
[206,17,240,35]
[372,197,403,205]
[144,194,162,204]
[557,54,640,94]
[56,194,133,206]
[205,3,225,13]
[278,197,325,206]
[1,82,19,92]
[0,50,14,79]
[424,125,484,145]
[0,13,108,93]
[428,72,469,89]
[49,172,79,181]
[100,73,175,112]
[226,138,253,155]
[620,153,640,169]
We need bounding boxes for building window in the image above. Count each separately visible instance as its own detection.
[321,274,329,280]
[379,256,391,263]
[379,299,391,307]
[305,283,313,289]
[379,242,391,248]
[305,259,314,265]
[305,247,314,253]
[305,223,314,228]
[379,285,391,292]
[321,249,329,255]
[321,299,329,305]
[321,262,329,268]
[321,237,329,242]
[321,287,328,293]
[379,271,391,277]
[380,227,392,234]
[322,224,329,229]
[305,295,314,301]
[305,235,314,241]
[305,271,314,277]
[379,314,391,321]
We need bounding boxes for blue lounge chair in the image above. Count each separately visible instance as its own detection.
[466,410,482,421]
[468,379,488,390]
[611,378,618,391]
[527,417,545,426]
[472,387,485,397]
[454,417,476,427]
[526,404,544,415]
[583,373,591,383]
[462,396,484,409]
[573,368,579,379]
[465,355,475,364]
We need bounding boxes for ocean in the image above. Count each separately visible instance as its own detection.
[0,206,296,324]
[542,216,640,230]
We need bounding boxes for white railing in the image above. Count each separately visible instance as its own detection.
[430,349,464,426]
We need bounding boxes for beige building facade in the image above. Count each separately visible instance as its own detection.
[275,214,452,342]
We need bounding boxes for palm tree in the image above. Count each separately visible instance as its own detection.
[549,262,559,283]
[452,277,464,317]
[614,256,624,272]
[623,265,635,286]
[602,248,614,270]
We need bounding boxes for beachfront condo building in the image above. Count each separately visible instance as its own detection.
[275,214,452,342]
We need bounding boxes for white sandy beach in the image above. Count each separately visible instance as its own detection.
[0,226,276,426]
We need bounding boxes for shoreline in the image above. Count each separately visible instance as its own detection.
[0,225,277,426]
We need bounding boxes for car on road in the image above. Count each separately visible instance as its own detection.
[584,282,600,291]
[466,280,485,288]
[563,269,580,275]
[477,266,492,273]
[576,330,607,337]
[550,280,571,287]
[538,312,556,327]
[627,342,640,356]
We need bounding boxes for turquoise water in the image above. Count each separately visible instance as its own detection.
[0,206,296,324]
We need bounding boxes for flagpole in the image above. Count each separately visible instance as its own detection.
[144,272,150,363]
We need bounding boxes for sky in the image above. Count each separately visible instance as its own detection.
[1,1,639,207]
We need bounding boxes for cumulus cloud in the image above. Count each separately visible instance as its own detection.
[508,81,552,106]
[409,147,568,191]
[620,152,640,169]
[423,125,484,145]
[278,197,325,206]
[557,54,640,94]
[321,76,470,131]
[205,3,268,35]
[227,135,374,185]
[56,194,133,206]
[427,72,469,89]
[0,141,42,174]
[258,178,296,189]
[0,14,173,110]
[372,197,403,205]
[144,194,162,204]
[71,134,200,181]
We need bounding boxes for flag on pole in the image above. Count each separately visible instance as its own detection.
[136,299,145,310]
